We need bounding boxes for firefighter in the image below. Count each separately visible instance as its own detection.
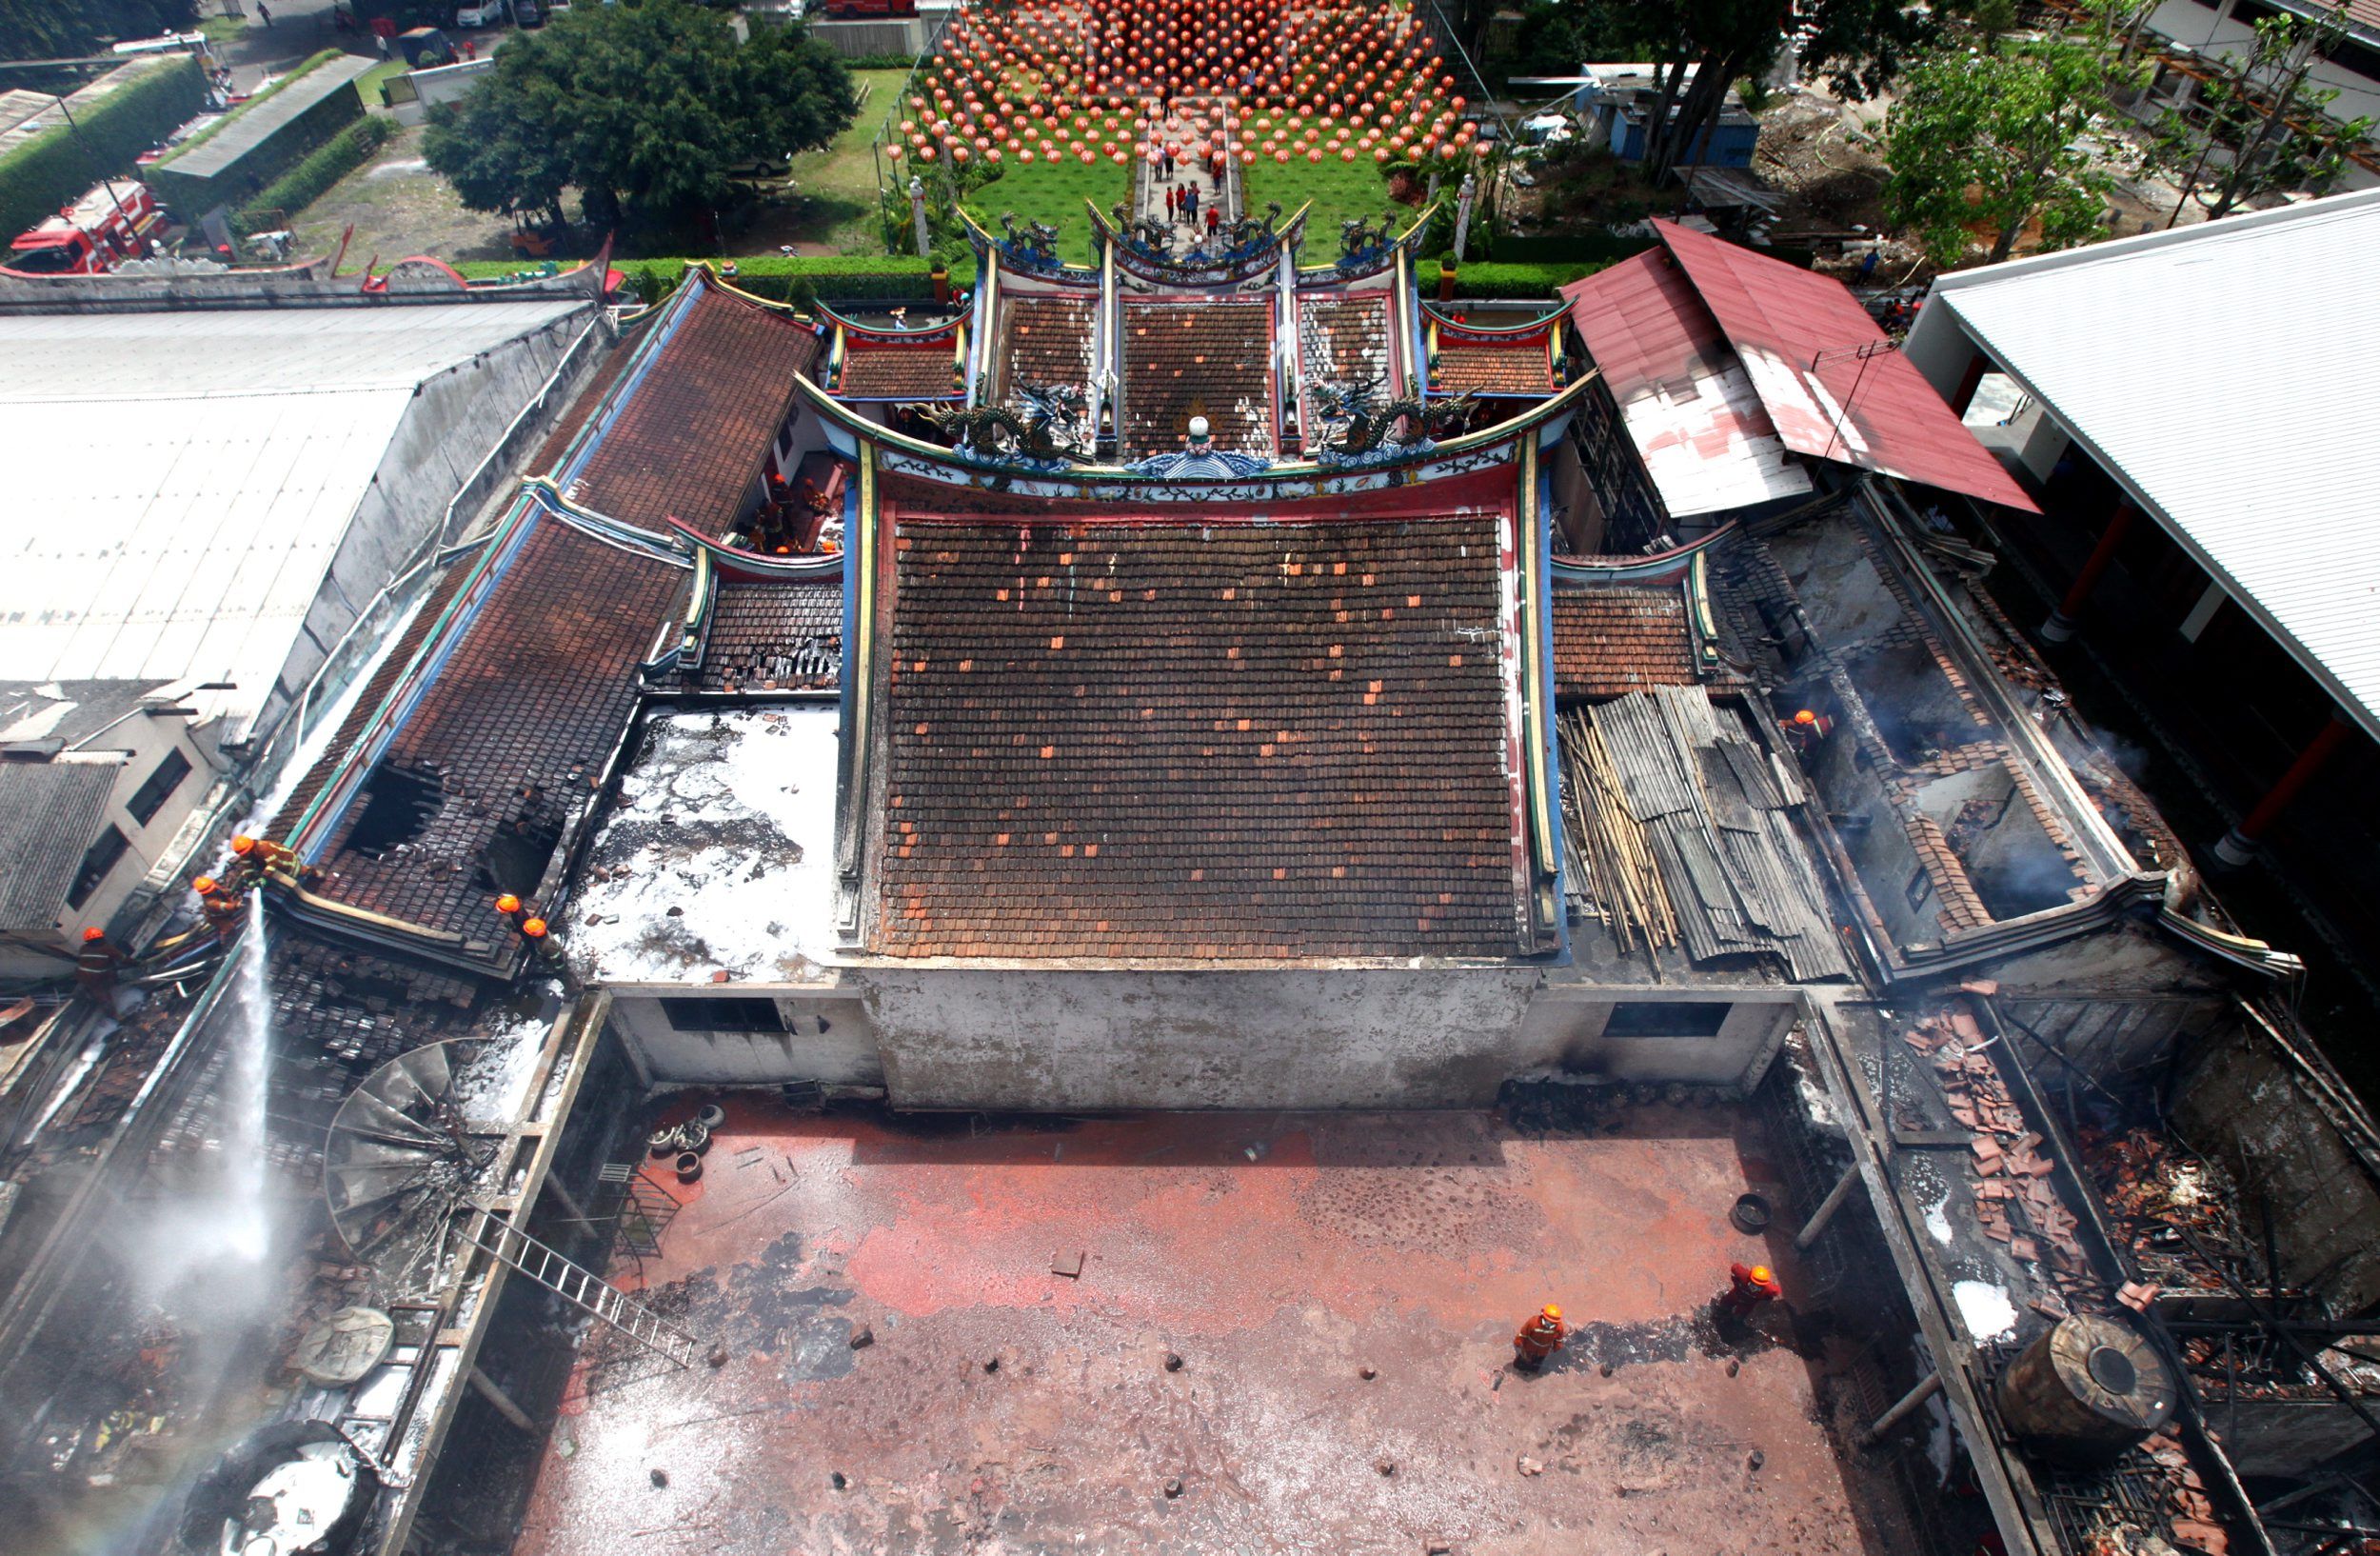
[493,893,528,930]
[1780,708,1833,757]
[226,833,316,889]
[75,927,126,1002]
[194,876,247,938]
[517,914,565,968]
[1513,1304,1566,1371]
[1716,1263,1782,1326]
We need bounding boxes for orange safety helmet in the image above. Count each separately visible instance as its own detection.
[520,918,549,939]
[1793,709,1818,727]
[193,876,218,895]
[1751,1266,1774,1286]
[230,834,257,855]
[494,894,523,915]
[1542,1304,1562,1321]
[82,926,107,942]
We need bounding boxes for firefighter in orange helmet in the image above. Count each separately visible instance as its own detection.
[226,833,311,889]
[1716,1263,1782,1325]
[1514,1304,1567,1370]
[193,875,247,937]
[75,927,126,1001]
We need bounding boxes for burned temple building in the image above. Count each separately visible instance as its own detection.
[0,195,2375,1556]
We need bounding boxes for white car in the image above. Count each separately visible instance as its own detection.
[455,0,507,26]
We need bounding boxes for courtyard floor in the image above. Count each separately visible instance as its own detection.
[511,1098,1895,1555]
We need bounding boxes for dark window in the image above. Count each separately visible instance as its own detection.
[660,997,787,1034]
[1603,1001,1733,1039]
[66,825,130,910]
[126,748,192,826]
[2327,37,2380,83]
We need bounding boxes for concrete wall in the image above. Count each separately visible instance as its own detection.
[610,990,882,1087]
[599,966,1804,1107]
[247,306,601,767]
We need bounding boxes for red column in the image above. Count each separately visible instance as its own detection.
[1952,351,1991,418]
[2040,499,2137,644]
[2212,712,2353,867]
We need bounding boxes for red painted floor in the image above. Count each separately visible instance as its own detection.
[515,1100,1890,1555]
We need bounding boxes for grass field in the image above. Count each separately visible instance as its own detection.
[959,156,1130,265]
[1241,154,1406,246]
[733,69,911,256]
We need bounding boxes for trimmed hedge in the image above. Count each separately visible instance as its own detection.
[0,57,206,245]
[458,253,976,307]
[1434,259,1615,299]
[236,114,394,235]
[1471,229,1655,267]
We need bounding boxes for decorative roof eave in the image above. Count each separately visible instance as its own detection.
[1423,300,1566,338]
[960,207,1101,289]
[790,369,1598,502]
[1296,201,1440,286]
[1087,196,1313,289]
[1549,524,1737,586]
[815,296,970,341]
[664,516,843,581]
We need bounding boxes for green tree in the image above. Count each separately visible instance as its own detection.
[424,0,857,235]
[2148,2,2370,221]
[0,0,197,64]
[1883,41,2137,265]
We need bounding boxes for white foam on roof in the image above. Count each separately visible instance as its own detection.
[0,302,582,725]
[1928,190,2380,739]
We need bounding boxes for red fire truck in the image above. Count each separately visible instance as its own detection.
[6,180,165,275]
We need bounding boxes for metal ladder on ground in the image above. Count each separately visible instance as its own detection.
[463,1207,708,1368]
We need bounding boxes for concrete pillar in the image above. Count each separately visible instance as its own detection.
[1859,1370,1942,1447]
[468,1366,536,1433]
[2040,498,2138,643]
[1951,351,1991,418]
[2211,711,2352,867]
[1794,1161,1866,1251]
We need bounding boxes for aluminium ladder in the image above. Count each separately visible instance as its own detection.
[463,1207,709,1368]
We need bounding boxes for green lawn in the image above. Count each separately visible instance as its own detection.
[354,59,407,110]
[734,70,911,256]
[960,156,1131,266]
[1242,154,1406,248]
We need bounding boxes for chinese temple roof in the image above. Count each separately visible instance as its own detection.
[868,477,1530,961]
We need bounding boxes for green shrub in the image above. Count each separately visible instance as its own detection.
[0,57,206,244]
[453,252,981,308]
[1469,230,1655,266]
[235,115,393,234]
[1436,258,1614,299]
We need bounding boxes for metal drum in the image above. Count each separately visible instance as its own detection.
[1993,1312,2174,1466]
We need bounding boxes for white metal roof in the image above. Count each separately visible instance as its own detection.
[0,302,583,727]
[1921,190,2380,739]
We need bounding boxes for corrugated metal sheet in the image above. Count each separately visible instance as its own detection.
[0,758,124,932]
[0,303,584,727]
[1928,190,2380,739]
[1586,686,1847,980]
[1562,251,1814,517]
[1654,220,2037,512]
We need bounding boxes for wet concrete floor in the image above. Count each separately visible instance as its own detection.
[514,1099,1886,1555]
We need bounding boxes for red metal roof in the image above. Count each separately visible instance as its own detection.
[1649,220,2037,512]
[1560,249,1813,517]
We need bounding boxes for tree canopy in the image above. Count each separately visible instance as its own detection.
[424,0,858,233]
[1882,41,2135,265]
[0,0,197,64]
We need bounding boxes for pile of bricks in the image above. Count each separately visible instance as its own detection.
[1905,1004,2094,1301]
[2087,1127,2242,1297]
[2148,1429,2231,1555]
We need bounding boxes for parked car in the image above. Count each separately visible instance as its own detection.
[454,1,506,26]
[396,27,457,67]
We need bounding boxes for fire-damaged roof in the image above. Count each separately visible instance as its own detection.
[290,510,684,944]
[1645,220,2035,512]
[692,580,842,693]
[563,275,820,533]
[869,490,1524,960]
[1119,298,1275,459]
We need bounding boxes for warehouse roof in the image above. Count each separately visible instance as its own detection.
[1915,190,2380,742]
[0,301,586,732]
